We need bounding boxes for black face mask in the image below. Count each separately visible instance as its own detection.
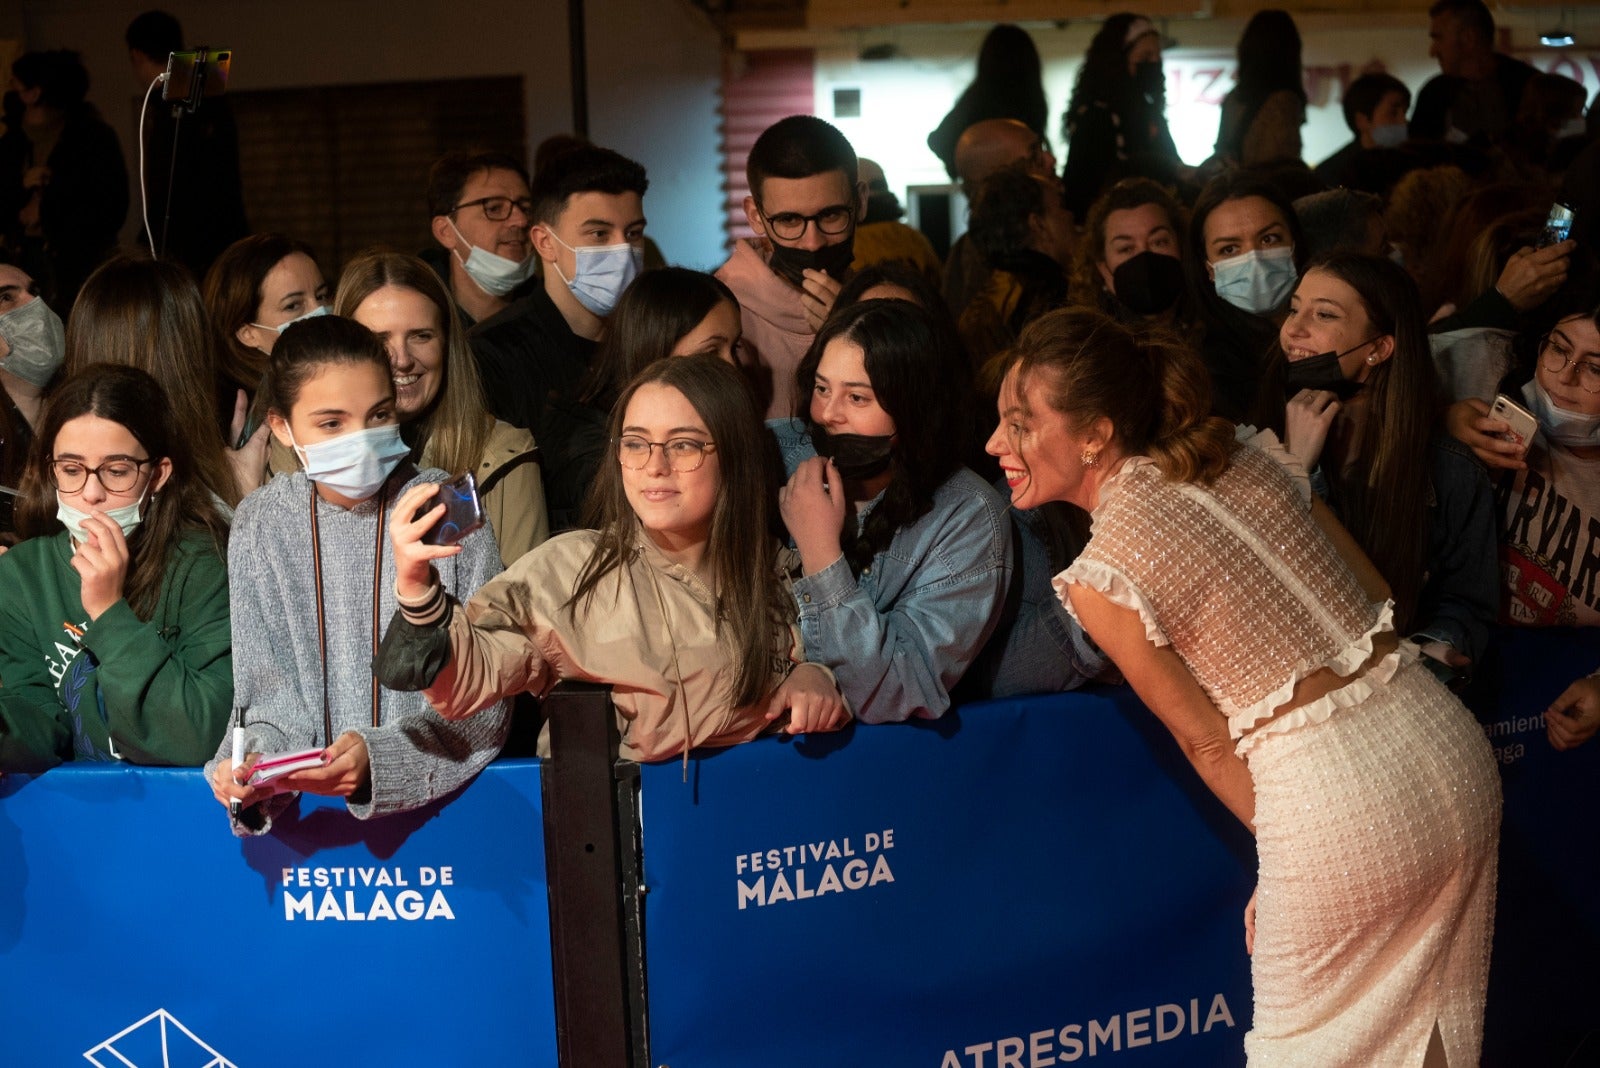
[1282,338,1383,400]
[1133,60,1164,97]
[1111,250,1185,316]
[811,426,895,481]
[768,236,856,288]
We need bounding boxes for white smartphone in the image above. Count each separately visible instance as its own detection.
[1489,393,1538,455]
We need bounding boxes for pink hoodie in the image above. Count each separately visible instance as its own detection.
[716,238,814,419]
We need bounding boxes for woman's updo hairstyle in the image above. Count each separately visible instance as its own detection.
[261,314,391,419]
[1011,306,1235,484]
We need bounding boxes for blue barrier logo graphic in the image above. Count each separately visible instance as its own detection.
[84,1009,237,1068]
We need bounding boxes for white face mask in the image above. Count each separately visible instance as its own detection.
[449,218,536,297]
[252,303,330,334]
[1370,122,1408,149]
[0,295,66,388]
[288,423,411,501]
[1523,378,1600,449]
[1555,117,1587,141]
[1211,245,1297,316]
[546,230,643,317]
[56,492,148,543]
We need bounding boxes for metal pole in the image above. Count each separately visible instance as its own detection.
[568,0,589,137]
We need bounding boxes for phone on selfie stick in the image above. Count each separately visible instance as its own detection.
[162,48,232,113]
[1537,202,1575,249]
[421,472,486,546]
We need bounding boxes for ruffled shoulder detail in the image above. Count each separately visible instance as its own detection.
[1229,601,1417,755]
[1054,557,1170,647]
[1235,426,1312,506]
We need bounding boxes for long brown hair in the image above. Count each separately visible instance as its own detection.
[333,250,491,476]
[1287,252,1437,630]
[568,355,788,708]
[16,364,229,618]
[63,253,242,507]
[203,233,321,396]
[1010,306,1237,484]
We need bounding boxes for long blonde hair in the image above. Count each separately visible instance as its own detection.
[333,250,492,475]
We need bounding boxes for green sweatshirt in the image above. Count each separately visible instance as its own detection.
[0,529,232,771]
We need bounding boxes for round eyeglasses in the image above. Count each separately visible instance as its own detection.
[616,436,716,473]
[1539,333,1600,394]
[49,457,155,494]
[760,204,854,242]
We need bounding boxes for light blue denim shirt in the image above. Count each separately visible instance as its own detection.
[772,418,1014,723]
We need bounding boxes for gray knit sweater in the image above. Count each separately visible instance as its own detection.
[208,466,509,835]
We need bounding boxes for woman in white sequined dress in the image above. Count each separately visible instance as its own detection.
[987,306,1501,1066]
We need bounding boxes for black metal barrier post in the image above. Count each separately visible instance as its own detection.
[540,682,648,1066]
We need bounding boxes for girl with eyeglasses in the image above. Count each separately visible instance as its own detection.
[374,354,848,766]
[206,314,508,834]
[0,363,233,771]
[1448,274,1600,629]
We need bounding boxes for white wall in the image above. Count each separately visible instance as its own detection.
[587,0,726,270]
[784,11,1600,208]
[16,0,727,269]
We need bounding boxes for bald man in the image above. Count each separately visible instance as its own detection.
[944,119,1058,315]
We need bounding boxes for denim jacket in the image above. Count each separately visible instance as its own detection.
[774,420,1013,723]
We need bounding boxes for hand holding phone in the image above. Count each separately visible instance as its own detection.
[420,472,485,546]
[1489,394,1538,456]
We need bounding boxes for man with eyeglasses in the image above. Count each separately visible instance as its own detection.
[425,150,539,328]
[717,115,865,419]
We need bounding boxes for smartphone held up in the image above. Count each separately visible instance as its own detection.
[420,472,485,547]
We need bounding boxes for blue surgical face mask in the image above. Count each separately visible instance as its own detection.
[56,492,149,544]
[1370,122,1407,149]
[1211,246,1297,316]
[448,218,536,297]
[1523,378,1600,449]
[252,303,330,335]
[547,231,644,317]
[288,423,411,501]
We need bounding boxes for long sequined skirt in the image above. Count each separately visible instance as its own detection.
[1244,660,1501,1067]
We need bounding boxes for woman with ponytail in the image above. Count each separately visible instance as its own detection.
[779,298,1012,722]
[986,305,1500,1065]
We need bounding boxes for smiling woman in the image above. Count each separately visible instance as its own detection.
[331,250,547,566]
[374,354,850,765]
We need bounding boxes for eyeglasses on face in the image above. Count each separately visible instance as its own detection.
[615,436,716,472]
[760,204,854,242]
[49,456,154,494]
[451,196,534,222]
[1539,333,1600,394]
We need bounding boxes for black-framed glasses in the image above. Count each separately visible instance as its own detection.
[49,456,154,494]
[615,436,716,472]
[760,204,854,242]
[1539,333,1600,394]
[450,195,534,222]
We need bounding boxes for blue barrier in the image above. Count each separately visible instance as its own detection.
[639,686,1258,1068]
[1,626,1593,1068]
[0,759,557,1067]
[1472,627,1600,1066]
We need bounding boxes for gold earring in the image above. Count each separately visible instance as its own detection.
[1081,448,1100,468]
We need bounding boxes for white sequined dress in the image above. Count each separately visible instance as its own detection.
[1058,443,1501,1066]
